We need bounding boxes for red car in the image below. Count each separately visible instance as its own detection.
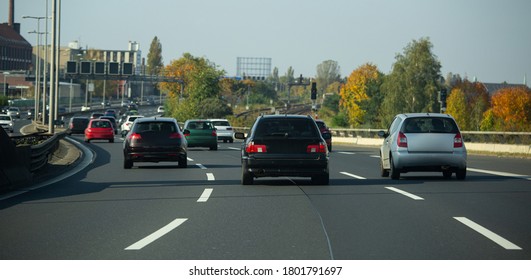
[315,119,332,152]
[85,119,115,143]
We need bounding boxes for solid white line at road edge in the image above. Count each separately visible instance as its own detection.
[467,168,531,181]
[385,187,425,200]
[340,172,366,180]
[125,218,188,250]
[454,217,522,250]
[197,188,213,202]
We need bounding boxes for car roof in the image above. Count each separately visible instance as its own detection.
[208,118,229,121]
[135,117,176,123]
[259,114,313,120]
[400,113,454,118]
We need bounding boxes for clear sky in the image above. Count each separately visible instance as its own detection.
[6,0,531,84]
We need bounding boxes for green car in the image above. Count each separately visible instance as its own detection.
[183,119,218,150]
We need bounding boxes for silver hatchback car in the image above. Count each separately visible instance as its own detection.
[378,113,467,180]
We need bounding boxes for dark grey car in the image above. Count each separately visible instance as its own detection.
[234,115,329,185]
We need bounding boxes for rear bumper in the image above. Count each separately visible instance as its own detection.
[243,156,329,178]
[392,150,467,171]
[125,147,187,163]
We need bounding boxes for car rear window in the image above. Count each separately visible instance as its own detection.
[255,118,318,137]
[212,121,230,126]
[135,122,177,133]
[187,121,213,130]
[402,117,458,133]
[91,121,111,128]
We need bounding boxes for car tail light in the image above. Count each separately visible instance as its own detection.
[307,142,327,153]
[129,132,142,141]
[246,142,267,153]
[397,132,408,147]
[169,132,182,139]
[212,131,217,137]
[227,127,233,130]
[454,133,463,148]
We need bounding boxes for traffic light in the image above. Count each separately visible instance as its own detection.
[439,88,448,103]
[311,82,317,100]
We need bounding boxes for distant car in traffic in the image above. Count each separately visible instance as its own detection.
[84,119,115,143]
[122,117,188,169]
[67,116,90,135]
[378,113,467,180]
[157,106,164,114]
[234,114,329,185]
[209,118,234,143]
[315,119,332,152]
[183,119,218,150]
[7,107,20,119]
[90,112,104,120]
[0,114,14,133]
[99,115,119,135]
[120,115,144,137]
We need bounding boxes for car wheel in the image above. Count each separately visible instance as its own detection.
[456,168,466,180]
[312,173,329,185]
[328,144,332,152]
[380,156,389,177]
[229,139,234,143]
[85,138,90,143]
[210,145,218,151]
[123,158,133,169]
[390,155,400,180]
[241,164,253,185]
[223,139,227,143]
[109,138,114,143]
[443,170,452,179]
[178,156,188,168]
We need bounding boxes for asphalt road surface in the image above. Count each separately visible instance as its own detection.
[1,133,530,260]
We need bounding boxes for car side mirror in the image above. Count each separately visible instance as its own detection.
[234,132,246,140]
[378,130,389,138]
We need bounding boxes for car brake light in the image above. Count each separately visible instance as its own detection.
[129,133,142,141]
[246,142,267,153]
[169,132,182,139]
[212,131,217,137]
[454,133,463,148]
[307,143,327,153]
[397,132,408,147]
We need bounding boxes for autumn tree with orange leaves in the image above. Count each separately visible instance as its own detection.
[485,87,531,131]
[339,63,383,127]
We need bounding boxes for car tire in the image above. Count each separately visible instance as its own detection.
[456,168,466,180]
[210,145,218,151]
[380,156,389,177]
[328,144,332,152]
[390,155,400,180]
[109,138,114,143]
[241,164,253,185]
[124,158,133,169]
[85,138,90,143]
[178,156,188,168]
[229,139,234,143]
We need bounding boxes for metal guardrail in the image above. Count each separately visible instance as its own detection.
[11,131,66,173]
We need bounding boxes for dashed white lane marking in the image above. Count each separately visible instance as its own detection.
[197,188,213,202]
[196,163,207,169]
[228,147,240,151]
[385,187,425,200]
[454,217,522,250]
[340,172,366,180]
[125,218,188,250]
[370,155,380,158]
[467,168,531,181]
[187,157,194,162]
[338,152,355,155]
[206,173,215,181]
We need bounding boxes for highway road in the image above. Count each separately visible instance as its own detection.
[0,128,530,260]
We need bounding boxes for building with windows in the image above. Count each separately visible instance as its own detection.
[236,57,272,80]
[1,0,32,71]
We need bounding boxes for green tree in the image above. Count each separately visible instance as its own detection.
[316,60,341,94]
[380,38,442,126]
[160,53,229,121]
[146,36,164,76]
[446,88,468,130]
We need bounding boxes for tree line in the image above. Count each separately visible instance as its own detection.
[147,36,530,131]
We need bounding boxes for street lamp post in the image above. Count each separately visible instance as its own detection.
[23,15,46,122]
[2,72,9,97]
